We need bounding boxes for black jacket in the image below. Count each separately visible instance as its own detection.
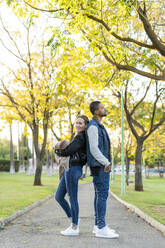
[55,131,87,167]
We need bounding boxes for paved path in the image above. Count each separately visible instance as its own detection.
[0,183,164,248]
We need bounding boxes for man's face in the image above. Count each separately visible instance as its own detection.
[96,103,107,117]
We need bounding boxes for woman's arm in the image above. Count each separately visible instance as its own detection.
[55,134,85,157]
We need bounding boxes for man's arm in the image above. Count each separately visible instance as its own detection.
[87,125,110,167]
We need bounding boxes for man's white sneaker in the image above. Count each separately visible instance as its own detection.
[60,225,79,236]
[95,226,119,239]
[93,225,116,234]
[93,225,99,234]
[78,218,81,227]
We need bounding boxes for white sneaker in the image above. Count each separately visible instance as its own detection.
[60,225,79,236]
[95,226,119,239]
[93,225,99,234]
[93,225,116,234]
[77,218,81,227]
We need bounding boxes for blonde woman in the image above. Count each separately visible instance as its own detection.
[54,115,89,236]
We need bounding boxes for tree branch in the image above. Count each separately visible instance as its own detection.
[137,6,165,56]
[51,127,61,141]
[130,80,152,116]
[124,81,139,139]
[24,1,64,13]
[85,13,155,49]
[102,51,165,81]
[0,15,26,63]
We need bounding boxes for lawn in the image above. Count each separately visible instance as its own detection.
[110,175,165,225]
[0,172,92,220]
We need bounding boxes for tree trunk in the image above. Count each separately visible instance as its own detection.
[125,150,130,186]
[51,148,54,175]
[9,123,15,174]
[32,142,36,173]
[26,137,32,175]
[34,157,43,185]
[26,137,29,167]
[32,122,48,185]
[46,149,51,176]
[18,134,25,173]
[135,140,144,191]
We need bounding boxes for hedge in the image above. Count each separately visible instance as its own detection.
[0,159,19,172]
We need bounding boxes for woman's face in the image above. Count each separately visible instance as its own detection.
[75,118,86,133]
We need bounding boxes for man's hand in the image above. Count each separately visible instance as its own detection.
[104,165,111,172]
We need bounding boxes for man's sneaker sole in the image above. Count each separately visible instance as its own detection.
[60,231,79,236]
[93,228,116,234]
[95,233,119,239]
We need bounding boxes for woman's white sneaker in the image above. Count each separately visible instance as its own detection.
[93,225,116,234]
[95,226,119,239]
[60,226,79,236]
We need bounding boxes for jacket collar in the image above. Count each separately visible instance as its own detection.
[92,117,104,128]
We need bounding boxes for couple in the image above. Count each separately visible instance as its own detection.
[54,101,119,239]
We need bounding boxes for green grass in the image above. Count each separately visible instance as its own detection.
[0,172,92,220]
[110,175,165,225]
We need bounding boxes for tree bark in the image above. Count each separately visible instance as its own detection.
[135,139,144,191]
[125,150,130,186]
[32,122,48,185]
[32,126,43,185]
[32,142,35,172]
[9,123,15,174]
[46,149,51,176]
[18,134,25,173]
[34,157,43,185]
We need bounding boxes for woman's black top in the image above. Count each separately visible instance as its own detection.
[55,131,87,167]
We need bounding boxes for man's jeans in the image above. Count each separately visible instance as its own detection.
[55,166,82,225]
[93,167,110,229]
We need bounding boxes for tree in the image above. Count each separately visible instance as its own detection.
[7,0,165,81]
[9,121,15,174]
[119,80,165,191]
[125,130,135,186]
[103,94,135,185]
[0,110,18,172]
[49,44,104,141]
[18,123,26,173]
[144,124,165,170]
[0,18,60,185]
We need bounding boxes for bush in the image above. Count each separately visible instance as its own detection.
[0,159,19,172]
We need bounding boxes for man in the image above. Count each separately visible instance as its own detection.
[86,101,119,239]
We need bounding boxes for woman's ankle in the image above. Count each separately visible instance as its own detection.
[69,217,72,223]
[72,224,78,229]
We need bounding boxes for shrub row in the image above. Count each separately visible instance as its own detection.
[0,159,19,172]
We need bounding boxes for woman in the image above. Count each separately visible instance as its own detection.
[54,115,89,236]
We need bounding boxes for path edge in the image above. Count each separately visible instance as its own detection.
[110,190,165,237]
[0,194,53,230]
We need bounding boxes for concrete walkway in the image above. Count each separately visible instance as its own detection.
[0,183,164,248]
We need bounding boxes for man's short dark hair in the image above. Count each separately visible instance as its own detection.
[89,101,101,115]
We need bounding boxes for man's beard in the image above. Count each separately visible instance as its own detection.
[101,113,107,117]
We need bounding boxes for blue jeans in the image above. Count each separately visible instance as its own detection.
[93,167,110,229]
[55,166,82,226]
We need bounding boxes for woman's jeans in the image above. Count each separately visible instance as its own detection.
[93,167,110,229]
[55,166,82,226]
